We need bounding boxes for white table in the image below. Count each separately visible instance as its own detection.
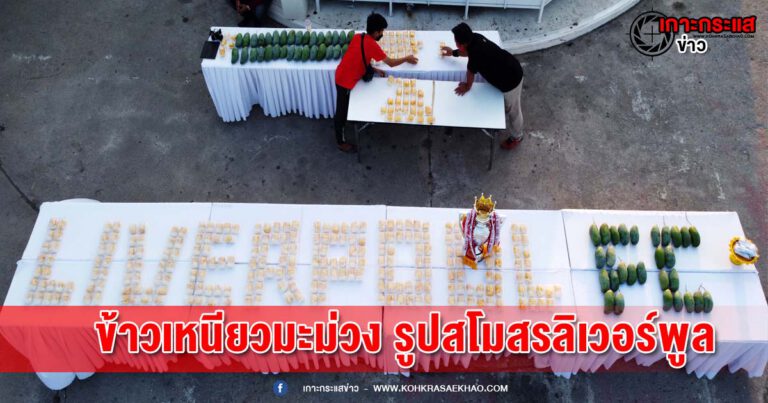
[562,209,757,272]
[2,201,766,389]
[567,270,768,378]
[201,27,501,122]
[347,77,506,169]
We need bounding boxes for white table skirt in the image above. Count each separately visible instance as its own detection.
[201,27,499,122]
[4,202,766,390]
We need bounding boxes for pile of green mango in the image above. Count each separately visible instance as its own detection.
[687,285,714,313]
[591,222,646,316]
[651,224,700,248]
[658,266,681,311]
[597,260,646,315]
[654,245,676,269]
[663,282,713,314]
[589,223,639,247]
[603,290,625,314]
[231,30,354,64]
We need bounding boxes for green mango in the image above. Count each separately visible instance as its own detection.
[630,225,639,245]
[626,263,637,285]
[637,261,647,284]
[703,290,713,313]
[265,32,273,46]
[651,225,661,247]
[318,43,327,61]
[662,289,673,311]
[272,30,280,45]
[603,290,615,314]
[288,30,296,45]
[256,47,264,62]
[599,269,610,292]
[606,245,616,268]
[303,31,311,45]
[332,31,340,45]
[258,33,265,46]
[669,268,679,292]
[325,32,333,46]
[665,245,676,269]
[317,32,325,47]
[280,30,288,45]
[693,290,703,313]
[286,45,295,61]
[595,246,606,269]
[280,45,288,59]
[264,45,273,62]
[659,270,669,291]
[609,270,620,292]
[681,226,691,247]
[617,262,628,284]
[618,224,629,245]
[231,47,239,64]
[347,30,355,43]
[242,32,251,47]
[662,226,671,246]
[614,291,625,315]
[600,223,610,245]
[325,45,334,60]
[240,47,249,64]
[333,44,341,59]
[673,290,683,312]
[655,246,665,269]
[249,48,257,63]
[309,45,318,61]
[235,33,243,48]
[342,44,349,55]
[296,30,304,45]
[302,46,310,61]
[684,291,694,313]
[690,226,701,247]
[671,225,682,247]
[589,224,600,246]
[610,225,620,245]
[309,32,317,46]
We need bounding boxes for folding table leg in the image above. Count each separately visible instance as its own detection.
[481,129,497,170]
[464,0,470,20]
[316,0,321,13]
[489,131,494,170]
[355,123,362,163]
[538,0,545,23]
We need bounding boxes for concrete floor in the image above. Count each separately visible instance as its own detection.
[301,0,629,50]
[0,0,767,401]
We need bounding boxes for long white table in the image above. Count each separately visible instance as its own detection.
[3,201,766,389]
[347,77,506,169]
[201,27,501,122]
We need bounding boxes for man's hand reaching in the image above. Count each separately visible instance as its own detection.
[455,82,471,96]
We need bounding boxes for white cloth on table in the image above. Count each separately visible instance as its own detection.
[201,28,499,122]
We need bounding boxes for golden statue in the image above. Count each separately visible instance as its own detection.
[459,194,503,270]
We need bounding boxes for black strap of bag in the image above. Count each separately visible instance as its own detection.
[360,33,375,82]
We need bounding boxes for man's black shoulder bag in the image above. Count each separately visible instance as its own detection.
[361,33,375,82]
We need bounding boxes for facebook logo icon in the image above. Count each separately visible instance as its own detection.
[273,380,288,397]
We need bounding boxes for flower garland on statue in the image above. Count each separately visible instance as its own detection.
[460,194,502,270]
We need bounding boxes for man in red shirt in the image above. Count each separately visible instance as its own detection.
[334,13,419,152]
